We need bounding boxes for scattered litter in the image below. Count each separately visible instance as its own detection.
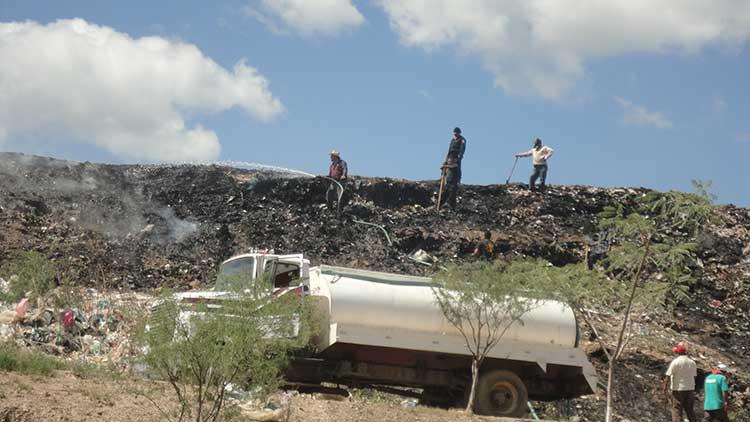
[0,289,152,367]
[408,249,436,266]
[15,298,29,321]
[239,407,285,422]
[401,398,418,408]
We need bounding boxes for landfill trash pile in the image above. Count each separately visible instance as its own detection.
[0,152,748,421]
[0,288,152,368]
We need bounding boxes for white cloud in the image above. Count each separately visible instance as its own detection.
[376,0,750,99]
[614,97,673,129]
[246,0,365,37]
[0,19,284,162]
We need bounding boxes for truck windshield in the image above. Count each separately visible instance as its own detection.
[215,257,255,291]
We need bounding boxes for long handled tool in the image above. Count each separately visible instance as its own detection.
[436,167,446,213]
[505,156,519,184]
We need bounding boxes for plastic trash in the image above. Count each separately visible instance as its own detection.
[62,310,76,329]
[401,398,418,408]
[90,339,104,355]
[408,249,436,266]
[15,298,30,320]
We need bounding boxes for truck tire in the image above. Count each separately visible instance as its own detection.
[474,370,528,417]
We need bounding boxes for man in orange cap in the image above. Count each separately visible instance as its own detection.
[703,363,730,422]
[663,342,697,422]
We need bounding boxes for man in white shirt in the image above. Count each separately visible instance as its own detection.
[663,342,697,422]
[515,138,554,193]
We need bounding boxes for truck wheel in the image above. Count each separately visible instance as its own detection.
[474,370,528,417]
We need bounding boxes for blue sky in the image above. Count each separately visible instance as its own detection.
[1,1,749,205]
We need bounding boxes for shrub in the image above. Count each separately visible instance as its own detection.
[0,250,57,302]
[137,280,316,422]
[0,342,65,376]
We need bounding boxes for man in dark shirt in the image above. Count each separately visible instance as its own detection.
[440,127,466,208]
[326,150,348,211]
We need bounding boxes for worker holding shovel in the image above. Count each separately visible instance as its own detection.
[438,127,466,210]
[515,138,554,193]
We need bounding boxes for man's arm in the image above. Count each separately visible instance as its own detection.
[341,161,348,179]
[662,376,671,397]
[515,149,533,158]
[543,147,555,160]
[663,361,673,397]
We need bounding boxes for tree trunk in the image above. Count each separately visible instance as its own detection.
[465,358,480,414]
[605,236,651,422]
[605,359,615,422]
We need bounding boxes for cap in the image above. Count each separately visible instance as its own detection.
[712,363,728,373]
[672,342,687,355]
[453,127,461,134]
[329,150,340,157]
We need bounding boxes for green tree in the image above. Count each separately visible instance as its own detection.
[431,261,542,416]
[137,277,315,422]
[523,257,671,422]
[531,190,716,422]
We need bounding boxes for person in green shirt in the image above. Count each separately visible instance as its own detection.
[703,364,730,422]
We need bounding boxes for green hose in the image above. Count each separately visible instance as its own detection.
[321,176,393,247]
[352,217,393,246]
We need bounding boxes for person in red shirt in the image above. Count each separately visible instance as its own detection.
[326,150,348,211]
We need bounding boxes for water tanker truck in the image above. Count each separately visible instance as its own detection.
[176,252,598,417]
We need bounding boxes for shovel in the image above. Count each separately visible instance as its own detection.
[506,156,519,184]
[436,167,446,213]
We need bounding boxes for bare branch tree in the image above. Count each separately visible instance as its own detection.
[431,261,542,414]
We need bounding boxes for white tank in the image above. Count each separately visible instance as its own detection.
[310,265,577,348]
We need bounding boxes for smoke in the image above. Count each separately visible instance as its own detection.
[155,207,199,243]
[0,152,311,245]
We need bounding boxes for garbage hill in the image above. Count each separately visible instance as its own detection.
[1,152,748,421]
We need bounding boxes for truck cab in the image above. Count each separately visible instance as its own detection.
[214,252,310,292]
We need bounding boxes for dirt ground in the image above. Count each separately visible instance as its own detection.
[0,371,168,422]
[0,371,553,422]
